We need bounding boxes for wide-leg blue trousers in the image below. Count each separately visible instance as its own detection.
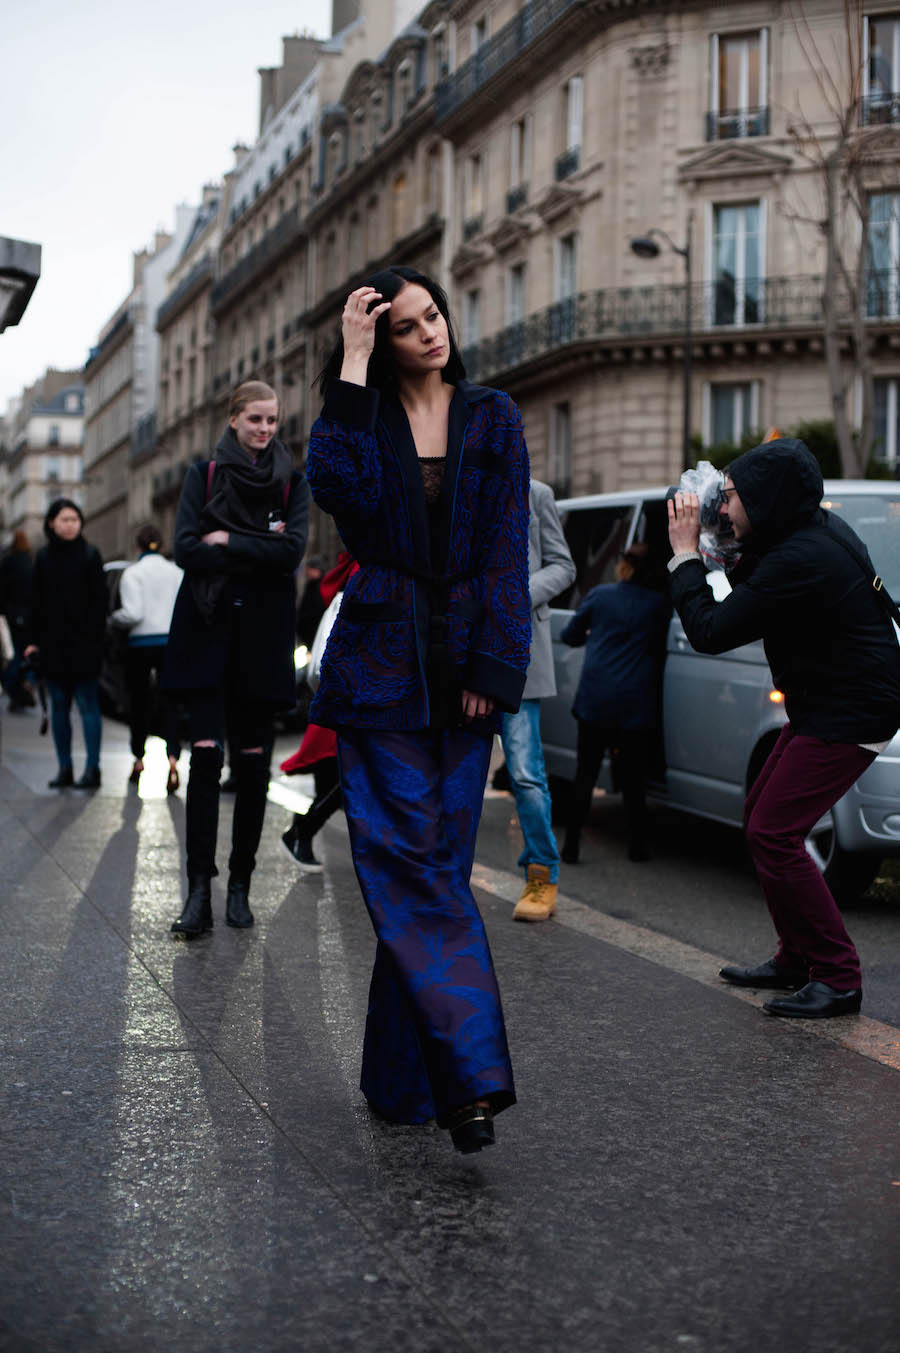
[337,726,516,1129]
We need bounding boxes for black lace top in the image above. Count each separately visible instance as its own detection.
[419,457,446,504]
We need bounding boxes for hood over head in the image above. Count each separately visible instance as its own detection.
[727,438,823,546]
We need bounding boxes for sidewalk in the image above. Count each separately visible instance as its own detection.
[2,712,899,1353]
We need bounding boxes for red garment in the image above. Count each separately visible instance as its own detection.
[320,552,357,606]
[280,722,337,774]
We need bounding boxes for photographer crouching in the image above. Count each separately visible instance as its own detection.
[667,438,900,1018]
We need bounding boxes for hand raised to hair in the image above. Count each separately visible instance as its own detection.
[341,286,391,365]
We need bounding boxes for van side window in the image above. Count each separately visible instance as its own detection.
[632,499,677,593]
[552,504,634,609]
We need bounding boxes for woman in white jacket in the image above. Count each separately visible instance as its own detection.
[112,525,184,791]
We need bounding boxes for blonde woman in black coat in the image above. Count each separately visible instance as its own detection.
[163,381,308,936]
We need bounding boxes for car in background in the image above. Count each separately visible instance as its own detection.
[540,481,900,901]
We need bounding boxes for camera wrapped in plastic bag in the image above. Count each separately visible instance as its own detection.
[674,460,742,572]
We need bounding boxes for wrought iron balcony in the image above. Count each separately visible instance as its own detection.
[861,93,900,126]
[705,106,770,140]
[866,269,900,318]
[463,215,484,241]
[436,0,580,123]
[210,208,302,313]
[461,275,841,380]
[506,184,528,214]
[156,257,212,331]
[131,412,157,463]
[555,146,580,180]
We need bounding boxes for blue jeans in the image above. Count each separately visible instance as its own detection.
[47,679,102,771]
[500,700,559,883]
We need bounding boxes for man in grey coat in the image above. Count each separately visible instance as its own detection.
[500,479,576,921]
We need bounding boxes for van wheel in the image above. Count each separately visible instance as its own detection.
[804,809,882,903]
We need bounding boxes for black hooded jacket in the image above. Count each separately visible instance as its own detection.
[669,439,900,743]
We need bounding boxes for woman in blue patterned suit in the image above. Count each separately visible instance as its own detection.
[307,266,531,1154]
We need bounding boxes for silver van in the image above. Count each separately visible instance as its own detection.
[540,481,900,901]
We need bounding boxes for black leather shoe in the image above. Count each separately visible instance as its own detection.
[48,767,74,789]
[225,877,254,928]
[719,958,808,990]
[764,981,862,1019]
[448,1104,494,1154]
[171,876,213,938]
[74,767,101,790]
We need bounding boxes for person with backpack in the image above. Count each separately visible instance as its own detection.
[668,438,900,1018]
[163,381,308,936]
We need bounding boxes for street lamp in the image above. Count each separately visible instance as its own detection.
[0,236,41,333]
[630,213,694,473]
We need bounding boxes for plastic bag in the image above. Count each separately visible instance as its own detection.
[307,591,342,694]
[677,460,742,572]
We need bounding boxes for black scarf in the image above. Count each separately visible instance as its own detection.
[190,426,294,623]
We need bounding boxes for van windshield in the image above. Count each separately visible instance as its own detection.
[824,495,900,595]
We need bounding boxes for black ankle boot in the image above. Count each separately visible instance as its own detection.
[48,766,74,789]
[447,1104,495,1154]
[225,877,254,928]
[171,875,213,938]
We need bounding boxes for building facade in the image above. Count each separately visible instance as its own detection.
[2,371,84,547]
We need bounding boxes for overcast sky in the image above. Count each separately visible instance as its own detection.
[1,0,332,413]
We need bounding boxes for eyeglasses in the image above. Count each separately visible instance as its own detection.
[721,487,739,499]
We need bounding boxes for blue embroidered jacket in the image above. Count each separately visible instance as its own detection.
[306,378,531,732]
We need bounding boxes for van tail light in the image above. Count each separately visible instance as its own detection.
[769,689,784,704]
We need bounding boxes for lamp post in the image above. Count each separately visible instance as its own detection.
[630,212,694,473]
[0,236,41,334]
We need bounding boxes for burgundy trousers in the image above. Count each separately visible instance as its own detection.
[743,725,876,990]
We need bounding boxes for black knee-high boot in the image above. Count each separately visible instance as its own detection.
[226,751,270,926]
[172,744,223,937]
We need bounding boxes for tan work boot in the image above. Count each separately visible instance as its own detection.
[512,864,557,922]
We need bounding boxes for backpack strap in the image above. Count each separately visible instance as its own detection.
[825,515,900,628]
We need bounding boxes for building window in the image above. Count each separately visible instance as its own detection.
[874,376,900,464]
[711,202,763,325]
[65,393,79,412]
[509,117,530,206]
[708,31,768,139]
[48,424,60,445]
[868,192,900,316]
[471,15,488,54]
[507,263,526,325]
[555,234,578,301]
[463,289,481,349]
[348,213,362,272]
[556,77,583,178]
[550,403,572,499]
[392,173,408,241]
[465,153,483,218]
[45,456,61,481]
[706,382,759,445]
[427,144,442,213]
[433,26,448,83]
[864,13,900,124]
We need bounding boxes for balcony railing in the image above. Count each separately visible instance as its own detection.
[555,145,580,180]
[506,184,528,213]
[866,269,900,318]
[705,106,770,140]
[436,0,580,122]
[210,208,302,313]
[131,411,157,462]
[461,275,841,379]
[463,214,484,241]
[156,256,212,331]
[861,93,900,126]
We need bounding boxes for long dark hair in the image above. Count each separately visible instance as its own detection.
[317,265,466,397]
